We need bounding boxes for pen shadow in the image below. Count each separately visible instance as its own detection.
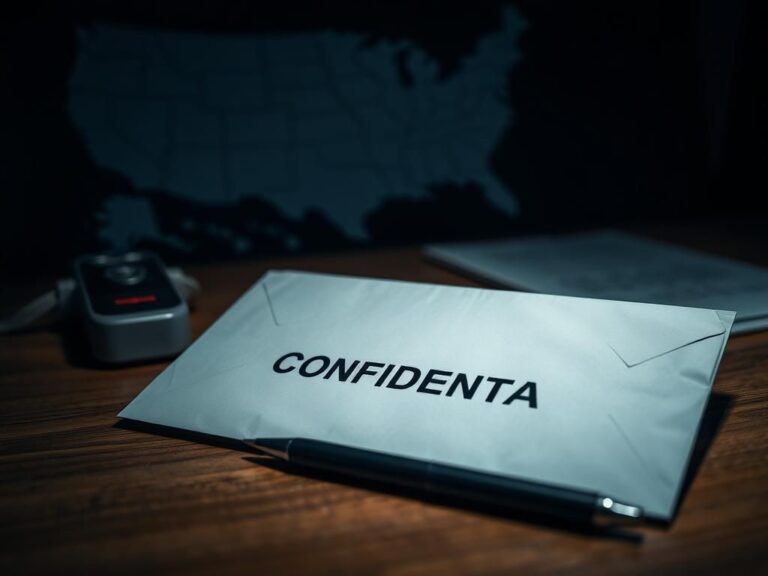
[244,455,646,543]
[113,391,732,541]
[114,419,641,541]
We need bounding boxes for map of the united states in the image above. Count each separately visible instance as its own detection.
[69,6,524,251]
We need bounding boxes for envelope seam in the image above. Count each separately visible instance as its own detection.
[608,344,633,368]
[607,413,672,492]
[262,283,280,326]
[610,331,727,368]
[165,359,178,389]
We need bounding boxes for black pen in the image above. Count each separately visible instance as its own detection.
[243,437,644,524]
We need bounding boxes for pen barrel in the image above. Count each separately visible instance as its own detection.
[287,439,598,523]
[424,460,597,523]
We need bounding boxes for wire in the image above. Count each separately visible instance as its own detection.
[167,267,201,309]
[0,269,200,334]
[0,290,59,333]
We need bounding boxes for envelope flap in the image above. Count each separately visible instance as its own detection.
[591,300,729,367]
[262,270,732,368]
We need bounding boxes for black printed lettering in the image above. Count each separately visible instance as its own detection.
[417,369,452,395]
[485,377,516,403]
[503,381,538,408]
[272,352,539,409]
[446,373,484,399]
[299,355,331,377]
[274,352,303,374]
[352,361,385,383]
[324,357,360,381]
[386,366,421,390]
[374,364,395,386]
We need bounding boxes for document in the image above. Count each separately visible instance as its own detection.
[426,230,768,334]
[119,271,735,521]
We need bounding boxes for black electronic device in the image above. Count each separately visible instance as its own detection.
[73,252,191,364]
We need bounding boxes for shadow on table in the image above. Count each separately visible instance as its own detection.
[114,391,733,544]
[56,321,184,370]
[672,391,733,518]
[245,454,646,543]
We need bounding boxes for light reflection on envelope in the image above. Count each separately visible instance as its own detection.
[119,270,735,521]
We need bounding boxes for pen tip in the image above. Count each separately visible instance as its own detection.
[595,497,644,524]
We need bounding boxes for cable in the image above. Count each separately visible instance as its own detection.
[0,290,60,333]
[167,267,201,309]
[0,269,200,334]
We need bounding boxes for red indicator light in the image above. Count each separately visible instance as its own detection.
[114,294,157,305]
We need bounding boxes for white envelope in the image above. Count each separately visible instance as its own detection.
[119,270,735,521]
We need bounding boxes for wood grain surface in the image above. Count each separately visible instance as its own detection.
[1,238,767,575]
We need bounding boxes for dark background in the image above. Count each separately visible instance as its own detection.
[1,0,765,279]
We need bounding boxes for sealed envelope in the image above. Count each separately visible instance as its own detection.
[119,271,735,521]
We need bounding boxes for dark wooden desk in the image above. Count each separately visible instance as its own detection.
[2,241,767,575]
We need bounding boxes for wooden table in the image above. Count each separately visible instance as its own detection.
[2,238,767,575]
